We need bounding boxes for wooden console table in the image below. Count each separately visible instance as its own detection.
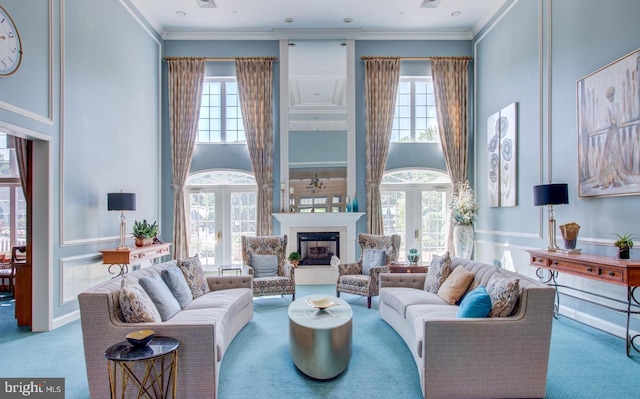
[527,249,640,356]
[101,243,172,276]
[389,263,428,273]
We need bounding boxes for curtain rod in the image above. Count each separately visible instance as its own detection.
[360,56,472,61]
[163,56,278,62]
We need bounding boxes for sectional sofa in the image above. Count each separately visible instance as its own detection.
[379,256,555,399]
[78,260,253,398]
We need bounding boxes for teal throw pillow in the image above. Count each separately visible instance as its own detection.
[362,249,387,274]
[251,254,278,278]
[138,274,181,321]
[457,285,492,318]
[161,265,193,308]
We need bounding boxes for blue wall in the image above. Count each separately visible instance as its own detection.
[474,0,640,336]
[0,0,162,325]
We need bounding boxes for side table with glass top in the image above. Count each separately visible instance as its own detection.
[217,264,243,276]
[105,336,179,399]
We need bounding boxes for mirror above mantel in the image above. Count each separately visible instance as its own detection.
[280,39,355,213]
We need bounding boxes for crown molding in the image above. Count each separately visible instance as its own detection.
[162,28,473,41]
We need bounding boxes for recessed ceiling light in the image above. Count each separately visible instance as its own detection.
[284,17,294,23]
[451,11,462,17]
[343,18,353,23]
[176,11,186,17]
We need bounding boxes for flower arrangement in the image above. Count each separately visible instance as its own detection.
[450,180,479,226]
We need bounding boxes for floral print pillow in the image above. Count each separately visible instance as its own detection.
[119,276,161,323]
[178,255,211,299]
[486,272,521,317]
[423,252,452,293]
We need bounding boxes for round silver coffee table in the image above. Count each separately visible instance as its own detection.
[288,294,353,379]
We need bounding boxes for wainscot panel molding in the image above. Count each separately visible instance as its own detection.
[60,253,109,306]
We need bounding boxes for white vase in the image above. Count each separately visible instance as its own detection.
[453,224,474,259]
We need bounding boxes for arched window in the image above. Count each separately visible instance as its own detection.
[381,169,451,263]
[186,170,257,268]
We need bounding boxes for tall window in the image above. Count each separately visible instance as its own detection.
[186,171,257,269]
[197,78,245,143]
[381,170,451,262]
[391,77,439,143]
[0,132,26,253]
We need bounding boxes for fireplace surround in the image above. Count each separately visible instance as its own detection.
[272,212,364,264]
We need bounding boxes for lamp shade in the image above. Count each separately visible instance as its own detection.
[533,184,569,206]
[107,193,136,211]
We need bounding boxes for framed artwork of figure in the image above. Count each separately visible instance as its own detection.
[577,48,640,198]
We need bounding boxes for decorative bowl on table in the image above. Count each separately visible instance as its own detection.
[126,330,155,347]
[305,297,340,310]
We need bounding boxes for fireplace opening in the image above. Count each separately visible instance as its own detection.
[297,232,340,266]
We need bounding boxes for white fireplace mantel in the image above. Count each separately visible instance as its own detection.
[273,212,364,263]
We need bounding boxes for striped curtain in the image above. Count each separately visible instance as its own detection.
[235,57,276,236]
[431,56,472,250]
[167,57,205,260]
[363,57,401,235]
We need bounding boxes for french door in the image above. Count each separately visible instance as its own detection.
[381,171,451,263]
[188,187,256,269]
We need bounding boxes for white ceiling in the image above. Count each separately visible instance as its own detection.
[129,0,508,40]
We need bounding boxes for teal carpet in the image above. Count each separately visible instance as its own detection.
[1,287,640,398]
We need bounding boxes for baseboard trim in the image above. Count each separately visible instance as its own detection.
[52,309,80,330]
[558,305,639,340]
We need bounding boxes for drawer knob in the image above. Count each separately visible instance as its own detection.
[609,271,615,276]
[552,261,558,265]
[587,268,593,272]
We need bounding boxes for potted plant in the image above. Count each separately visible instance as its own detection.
[614,233,635,260]
[132,219,159,247]
[288,251,301,267]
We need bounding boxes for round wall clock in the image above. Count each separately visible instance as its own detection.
[0,5,23,76]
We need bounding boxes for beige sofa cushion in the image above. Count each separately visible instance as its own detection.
[437,266,474,305]
[185,288,253,316]
[380,287,447,318]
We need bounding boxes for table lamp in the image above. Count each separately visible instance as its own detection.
[533,183,569,252]
[107,192,136,250]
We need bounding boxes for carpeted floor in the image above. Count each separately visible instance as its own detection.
[1,287,640,398]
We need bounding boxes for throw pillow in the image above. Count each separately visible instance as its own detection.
[178,255,211,299]
[119,276,161,323]
[457,285,492,318]
[251,254,278,278]
[362,249,388,274]
[437,266,475,305]
[139,274,181,321]
[423,252,452,293]
[486,271,521,317]
[161,266,193,308]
